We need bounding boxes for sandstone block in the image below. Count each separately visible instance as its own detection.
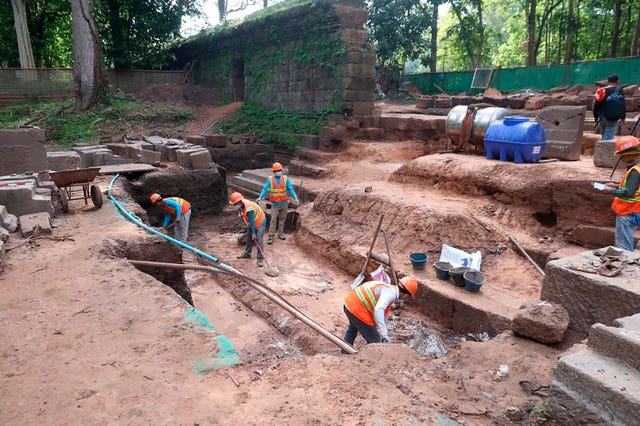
[140,149,161,165]
[19,212,51,238]
[416,97,434,109]
[536,105,586,161]
[189,150,212,169]
[541,250,640,337]
[511,300,569,344]
[525,96,552,110]
[46,151,82,171]
[434,97,453,108]
[581,132,600,155]
[0,127,47,176]
[593,139,617,168]
[204,134,227,148]
[186,135,206,146]
[570,224,618,248]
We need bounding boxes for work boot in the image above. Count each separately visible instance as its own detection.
[278,233,286,240]
[267,234,274,244]
[257,258,264,267]
[237,253,251,259]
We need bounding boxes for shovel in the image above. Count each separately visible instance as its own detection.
[350,215,384,289]
[254,237,279,277]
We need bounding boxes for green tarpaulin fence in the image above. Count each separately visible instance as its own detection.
[406,57,640,95]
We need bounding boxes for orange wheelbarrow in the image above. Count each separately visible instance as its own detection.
[49,167,103,213]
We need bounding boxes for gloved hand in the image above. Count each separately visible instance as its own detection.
[381,337,390,343]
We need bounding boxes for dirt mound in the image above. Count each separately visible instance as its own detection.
[135,83,224,106]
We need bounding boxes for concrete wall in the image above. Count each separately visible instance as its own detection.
[174,0,374,115]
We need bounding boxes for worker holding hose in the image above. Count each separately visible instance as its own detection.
[256,162,299,244]
[341,276,418,352]
[149,193,191,242]
[230,192,266,267]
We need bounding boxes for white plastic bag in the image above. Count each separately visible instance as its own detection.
[370,265,391,284]
[439,244,482,271]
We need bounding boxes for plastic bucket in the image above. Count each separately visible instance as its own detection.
[463,270,486,292]
[450,266,471,286]
[410,253,428,270]
[433,262,453,280]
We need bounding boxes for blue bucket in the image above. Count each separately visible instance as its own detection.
[433,262,453,280]
[463,270,486,292]
[410,253,428,270]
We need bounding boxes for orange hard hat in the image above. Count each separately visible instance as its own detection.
[229,192,243,205]
[614,136,640,155]
[150,193,162,203]
[399,276,418,298]
[272,162,283,172]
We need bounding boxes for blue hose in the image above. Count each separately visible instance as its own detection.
[107,174,242,371]
[107,174,241,275]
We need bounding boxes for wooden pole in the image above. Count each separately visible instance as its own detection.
[128,259,358,354]
[508,235,545,278]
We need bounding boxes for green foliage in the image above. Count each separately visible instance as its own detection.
[94,0,201,69]
[220,103,332,149]
[0,94,192,149]
[366,0,435,69]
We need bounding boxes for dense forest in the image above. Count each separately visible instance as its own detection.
[2,0,639,73]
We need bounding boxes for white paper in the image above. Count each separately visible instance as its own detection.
[592,182,606,191]
[439,244,482,271]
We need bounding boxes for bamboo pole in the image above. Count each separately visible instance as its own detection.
[128,259,358,354]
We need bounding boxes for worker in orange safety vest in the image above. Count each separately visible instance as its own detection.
[230,191,267,267]
[257,162,299,244]
[342,276,418,352]
[597,136,640,251]
[150,193,191,242]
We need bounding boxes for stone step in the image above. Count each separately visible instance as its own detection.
[549,349,640,425]
[227,182,260,201]
[231,175,264,194]
[588,314,640,371]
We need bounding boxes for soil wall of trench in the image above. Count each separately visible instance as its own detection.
[293,188,516,335]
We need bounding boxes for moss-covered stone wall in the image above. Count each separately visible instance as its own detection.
[174,0,375,115]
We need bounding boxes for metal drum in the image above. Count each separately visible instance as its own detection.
[445,105,511,146]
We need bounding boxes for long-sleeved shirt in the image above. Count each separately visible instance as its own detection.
[258,175,298,207]
[373,285,400,340]
[162,198,186,227]
[610,159,640,199]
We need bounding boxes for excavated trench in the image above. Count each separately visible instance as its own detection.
[111,139,605,365]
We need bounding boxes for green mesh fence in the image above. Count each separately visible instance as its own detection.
[406,57,640,95]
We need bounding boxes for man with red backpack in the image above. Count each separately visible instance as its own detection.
[593,74,626,141]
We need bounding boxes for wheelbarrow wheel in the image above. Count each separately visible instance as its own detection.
[52,189,69,213]
[90,185,103,208]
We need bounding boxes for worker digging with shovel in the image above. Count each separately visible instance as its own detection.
[230,192,278,276]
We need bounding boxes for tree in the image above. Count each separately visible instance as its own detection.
[10,0,35,69]
[448,0,485,69]
[95,0,200,69]
[366,0,434,71]
[72,0,108,111]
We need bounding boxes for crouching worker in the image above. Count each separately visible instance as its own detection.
[342,276,418,352]
[150,193,191,242]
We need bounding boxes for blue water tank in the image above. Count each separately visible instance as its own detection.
[484,116,547,163]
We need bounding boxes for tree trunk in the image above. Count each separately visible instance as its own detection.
[10,0,35,69]
[263,0,268,7]
[218,0,227,21]
[429,2,438,73]
[105,0,129,69]
[632,6,640,56]
[72,0,108,112]
[564,0,574,63]
[527,0,537,66]
[610,0,621,57]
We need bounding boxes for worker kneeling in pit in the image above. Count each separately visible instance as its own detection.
[342,276,418,353]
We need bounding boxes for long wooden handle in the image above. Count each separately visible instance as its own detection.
[359,215,384,275]
[382,230,398,286]
[508,235,545,278]
[128,259,358,354]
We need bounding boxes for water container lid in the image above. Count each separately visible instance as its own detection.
[503,116,530,125]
